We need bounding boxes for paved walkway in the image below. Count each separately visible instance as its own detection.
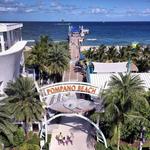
[63,35,83,82]
[49,117,95,150]
[48,33,95,150]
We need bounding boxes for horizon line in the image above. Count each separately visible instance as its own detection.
[0,20,150,23]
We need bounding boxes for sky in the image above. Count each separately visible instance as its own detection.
[0,0,150,21]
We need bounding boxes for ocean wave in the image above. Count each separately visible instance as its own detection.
[55,23,71,26]
[86,38,97,41]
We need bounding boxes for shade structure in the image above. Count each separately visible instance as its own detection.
[49,99,96,113]
[71,26,80,33]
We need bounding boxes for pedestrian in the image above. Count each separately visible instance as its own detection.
[55,135,60,145]
[67,135,73,145]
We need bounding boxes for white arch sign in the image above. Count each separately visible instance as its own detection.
[40,113,108,148]
[39,82,100,98]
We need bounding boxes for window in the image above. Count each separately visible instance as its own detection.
[3,32,8,49]
[32,123,39,132]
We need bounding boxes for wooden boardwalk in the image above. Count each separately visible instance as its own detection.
[63,34,83,82]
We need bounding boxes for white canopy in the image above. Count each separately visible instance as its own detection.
[93,62,128,73]
[90,73,150,91]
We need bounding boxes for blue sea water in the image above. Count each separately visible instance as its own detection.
[21,22,150,46]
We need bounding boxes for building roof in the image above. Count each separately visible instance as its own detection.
[90,73,150,91]
[71,26,80,33]
[92,62,138,73]
[0,41,27,56]
[0,23,23,32]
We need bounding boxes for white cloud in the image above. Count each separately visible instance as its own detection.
[91,7,108,14]
[4,0,14,2]
[142,8,150,16]
[51,1,58,7]
[0,6,17,12]
[125,8,139,16]
[25,8,34,13]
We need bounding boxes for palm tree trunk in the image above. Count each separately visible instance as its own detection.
[1,143,4,150]
[117,122,121,150]
[24,120,29,140]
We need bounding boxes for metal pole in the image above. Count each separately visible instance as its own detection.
[86,62,91,83]
[127,56,131,73]
[127,42,138,73]
[139,126,146,150]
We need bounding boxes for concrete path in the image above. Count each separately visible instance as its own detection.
[48,33,95,150]
[63,35,83,82]
[49,117,95,150]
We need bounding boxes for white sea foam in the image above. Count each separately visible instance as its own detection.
[86,38,97,41]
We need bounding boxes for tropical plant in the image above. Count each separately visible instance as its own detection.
[99,73,149,150]
[118,47,128,61]
[81,44,150,72]
[26,35,50,71]
[42,134,51,150]
[44,42,70,82]
[95,45,108,62]
[26,36,70,82]
[13,127,25,147]
[4,77,44,139]
[95,141,137,150]
[0,100,16,147]
[82,47,94,60]
[12,129,40,150]
[107,46,119,62]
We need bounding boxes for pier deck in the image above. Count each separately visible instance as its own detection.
[63,34,83,82]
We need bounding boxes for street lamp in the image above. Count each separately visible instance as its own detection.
[127,42,138,73]
[139,126,146,150]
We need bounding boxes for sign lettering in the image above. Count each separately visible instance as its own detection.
[40,82,99,97]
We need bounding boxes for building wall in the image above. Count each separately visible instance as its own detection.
[0,48,23,90]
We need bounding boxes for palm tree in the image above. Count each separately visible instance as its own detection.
[95,45,107,62]
[4,77,44,139]
[82,47,94,60]
[0,101,16,146]
[26,36,70,82]
[107,46,119,62]
[26,35,50,69]
[101,73,149,150]
[44,42,70,82]
[117,47,128,62]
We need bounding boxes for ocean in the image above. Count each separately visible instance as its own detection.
[21,22,150,46]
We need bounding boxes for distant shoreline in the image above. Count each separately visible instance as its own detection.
[1,21,150,23]
[12,22,150,46]
[80,44,150,51]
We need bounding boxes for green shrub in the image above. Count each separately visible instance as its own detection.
[42,134,51,150]
[95,142,116,150]
[120,144,136,150]
[13,127,25,146]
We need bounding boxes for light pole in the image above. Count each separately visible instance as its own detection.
[127,42,138,73]
[139,126,146,150]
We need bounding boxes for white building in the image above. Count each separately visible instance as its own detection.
[0,23,27,94]
[90,73,150,91]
